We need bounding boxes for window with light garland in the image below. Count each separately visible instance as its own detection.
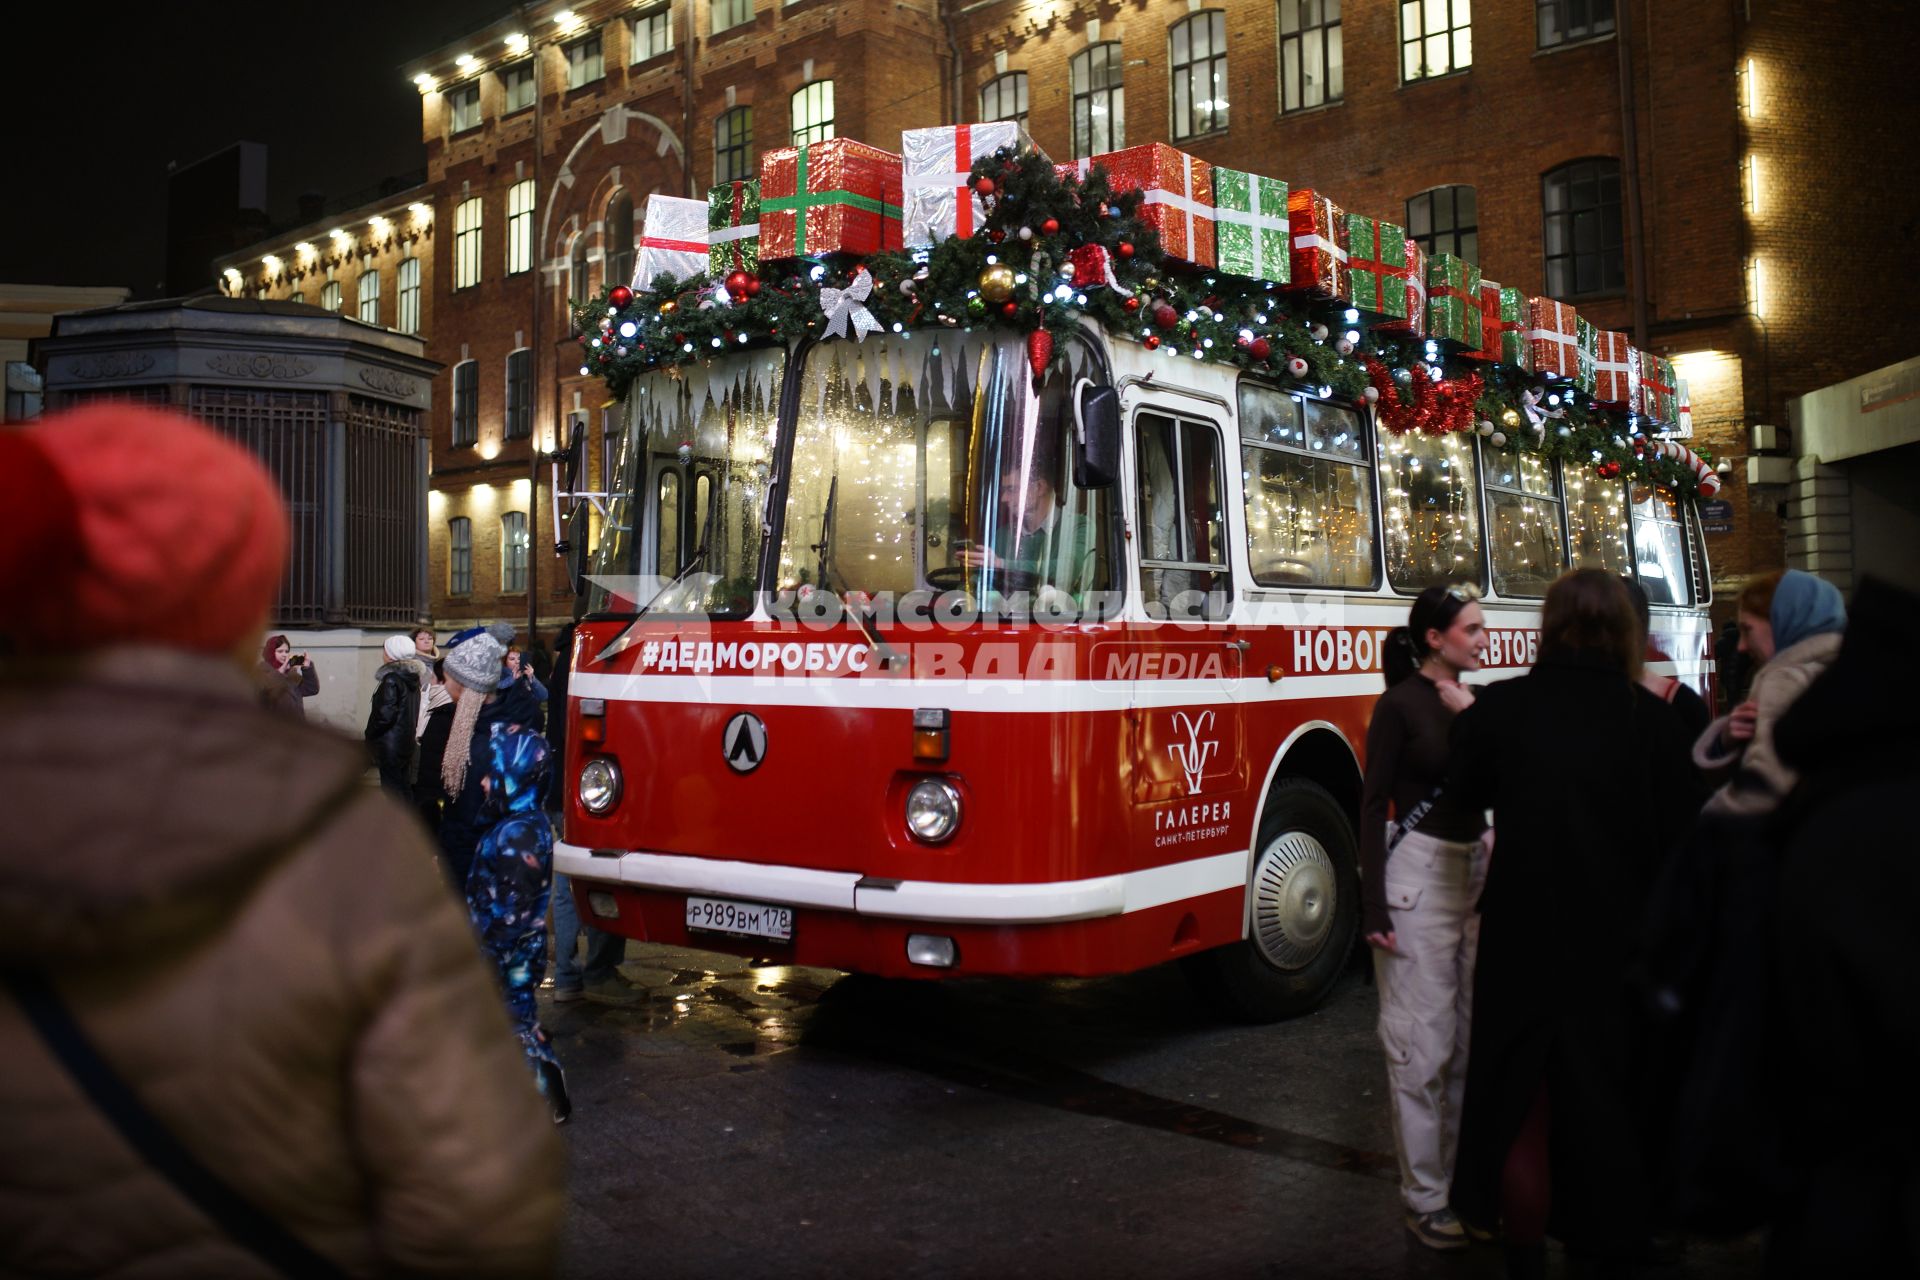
[1484,449,1566,599]
[1562,465,1630,574]
[1378,426,1484,592]
[1631,485,1692,606]
[1237,381,1376,589]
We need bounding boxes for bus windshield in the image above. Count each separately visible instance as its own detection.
[774,333,1115,616]
[587,347,783,616]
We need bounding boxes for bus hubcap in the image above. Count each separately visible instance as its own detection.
[1251,832,1336,971]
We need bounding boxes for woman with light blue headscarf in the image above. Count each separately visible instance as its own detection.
[1693,569,1847,816]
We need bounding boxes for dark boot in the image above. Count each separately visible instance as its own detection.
[536,1059,571,1125]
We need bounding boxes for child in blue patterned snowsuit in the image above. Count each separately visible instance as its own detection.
[466,719,564,1117]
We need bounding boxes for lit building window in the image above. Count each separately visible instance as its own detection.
[357,262,382,325]
[506,349,533,440]
[714,106,754,184]
[1238,382,1377,589]
[321,271,342,313]
[1399,0,1472,82]
[449,517,473,595]
[1279,0,1343,113]
[1542,158,1624,297]
[1379,425,1484,592]
[506,179,535,275]
[712,0,753,34]
[632,4,673,59]
[502,511,530,593]
[449,81,483,134]
[452,359,479,447]
[397,257,421,333]
[1169,12,1228,140]
[1537,0,1613,49]
[454,197,484,289]
[791,80,835,146]
[604,192,634,291]
[565,31,604,89]
[1071,43,1126,159]
[979,71,1028,126]
[1485,451,1566,598]
[502,60,536,112]
[1406,184,1478,263]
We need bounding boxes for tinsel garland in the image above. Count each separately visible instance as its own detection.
[569,148,1714,498]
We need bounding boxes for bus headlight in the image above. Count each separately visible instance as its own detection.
[578,758,622,815]
[905,778,962,844]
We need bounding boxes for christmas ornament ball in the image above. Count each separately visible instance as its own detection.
[1116,241,1134,259]
[1490,431,1507,447]
[1144,335,1161,350]
[724,270,752,297]
[974,176,996,197]
[978,263,1018,302]
[609,285,635,309]
[745,278,761,296]
[1362,385,1381,404]
[1151,301,1179,330]
[1476,420,1495,437]
[1041,218,1060,235]
[1000,301,1019,317]
[1286,356,1310,378]
[1122,296,1140,313]
[1248,337,1272,361]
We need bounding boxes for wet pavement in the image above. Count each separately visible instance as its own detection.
[542,946,1764,1279]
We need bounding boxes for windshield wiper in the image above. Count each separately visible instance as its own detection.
[809,474,899,669]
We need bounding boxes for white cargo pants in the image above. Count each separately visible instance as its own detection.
[1373,828,1489,1214]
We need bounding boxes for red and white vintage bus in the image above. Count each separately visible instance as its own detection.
[553,325,1712,1019]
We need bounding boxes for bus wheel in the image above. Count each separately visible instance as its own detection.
[1182,779,1358,1023]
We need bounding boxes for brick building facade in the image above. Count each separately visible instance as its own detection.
[216,0,1919,635]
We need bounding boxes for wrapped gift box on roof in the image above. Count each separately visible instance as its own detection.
[759,138,904,260]
[1467,281,1529,369]
[1060,144,1216,268]
[1592,330,1639,408]
[1673,378,1694,437]
[1574,316,1599,394]
[902,122,1045,248]
[1526,297,1580,380]
[1286,188,1349,300]
[635,194,710,287]
[1424,252,1482,350]
[707,179,761,279]
[1638,351,1679,425]
[1212,168,1290,286]
[1345,214,1418,324]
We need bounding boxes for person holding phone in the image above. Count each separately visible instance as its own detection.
[1359,583,1490,1251]
[258,633,318,718]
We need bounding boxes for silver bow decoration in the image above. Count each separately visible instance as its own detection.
[820,267,883,342]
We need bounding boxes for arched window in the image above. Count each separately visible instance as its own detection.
[714,106,754,184]
[1070,43,1125,158]
[791,80,834,146]
[1169,12,1227,139]
[1406,184,1477,262]
[604,191,634,290]
[1542,159,1624,297]
[569,234,591,302]
[979,71,1028,126]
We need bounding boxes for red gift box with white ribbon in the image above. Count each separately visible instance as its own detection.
[1058,144,1216,268]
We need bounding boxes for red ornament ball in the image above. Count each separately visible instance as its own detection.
[1116,242,1135,259]
[1001,301,1018,317]
[1122,296,1141,313]
[989,229,1005,243]
[609,285,635,309]
[1144,335,1161,350]
[974,176,996,197]
[1151,301,1179,330]
[725,269,752,297]
[1249,337,1272,361]
[745,278,762,297]
[1041,218,1060,235]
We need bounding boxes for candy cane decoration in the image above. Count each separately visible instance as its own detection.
[1655,439,1720,498]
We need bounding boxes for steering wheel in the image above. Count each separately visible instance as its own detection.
[925,564,1042,594]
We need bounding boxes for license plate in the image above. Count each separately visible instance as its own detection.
[685,896,794,942]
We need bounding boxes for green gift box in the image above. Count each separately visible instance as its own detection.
[1425,253,1483,349]
[708,179,760,278]
[1467,281,1531,369]
[1345,214,1412,318]
[1212,168,1289,286]
[1574,315,1599,394]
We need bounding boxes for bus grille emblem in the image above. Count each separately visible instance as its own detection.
[723,712,768,773]
[1168,711,1217,796]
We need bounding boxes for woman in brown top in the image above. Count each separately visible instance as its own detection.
[1360,583,1489,1251]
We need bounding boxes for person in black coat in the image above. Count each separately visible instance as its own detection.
[414,658,455,835]
[1444,570,1703,1275]
[363,635,423,799]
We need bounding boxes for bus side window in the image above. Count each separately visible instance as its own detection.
[1135,411,1231,619]
[655,468,680,577]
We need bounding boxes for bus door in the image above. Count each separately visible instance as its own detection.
[1125,400,1246,813]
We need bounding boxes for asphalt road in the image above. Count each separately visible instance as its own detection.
[543,945,1764,1279]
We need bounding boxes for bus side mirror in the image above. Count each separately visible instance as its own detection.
[1074,380,1121,490]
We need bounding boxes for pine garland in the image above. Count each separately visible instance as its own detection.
[569,148,1715,498]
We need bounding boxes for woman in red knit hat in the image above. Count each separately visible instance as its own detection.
[0,405,562,1276]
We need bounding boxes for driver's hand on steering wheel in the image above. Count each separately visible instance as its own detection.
[957,544,1000,570]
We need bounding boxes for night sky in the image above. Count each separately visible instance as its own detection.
[3,1,500,297]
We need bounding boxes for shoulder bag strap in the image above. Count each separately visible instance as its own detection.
[1386,786,1443,855]
[6,971,347,1280]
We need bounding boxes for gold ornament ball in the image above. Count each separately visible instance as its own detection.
[978,263,1017,303]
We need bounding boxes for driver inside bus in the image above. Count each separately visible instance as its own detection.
[957,455,1098,605]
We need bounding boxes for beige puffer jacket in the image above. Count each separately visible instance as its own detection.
[1693,630,1843,817]
[0,649,563,1277]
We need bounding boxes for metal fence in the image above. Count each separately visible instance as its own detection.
[343,395,425,626]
